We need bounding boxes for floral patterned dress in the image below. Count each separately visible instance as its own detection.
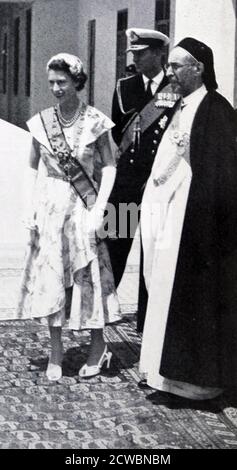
[17,103,121,329]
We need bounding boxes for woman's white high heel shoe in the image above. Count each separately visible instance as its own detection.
[79,345,112,378]
[46,363,62,381]
[46,348,63,381]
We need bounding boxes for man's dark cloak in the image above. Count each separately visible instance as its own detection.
[159,91,237,389]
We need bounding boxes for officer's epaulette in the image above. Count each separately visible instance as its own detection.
[118,74,137,83]
[116,75,138,115]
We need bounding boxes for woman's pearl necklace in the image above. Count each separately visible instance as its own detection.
[57,104,81,127]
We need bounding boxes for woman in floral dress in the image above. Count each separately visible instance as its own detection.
[17,53,120,381]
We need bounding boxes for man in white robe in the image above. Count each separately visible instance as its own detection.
[139,38,237,400]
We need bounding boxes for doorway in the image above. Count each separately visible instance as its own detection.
[0,2,32,128]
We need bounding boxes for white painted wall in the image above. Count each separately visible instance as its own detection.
[77,0,156,115]
[174,0,236,105]
[30,0,80,116]
[0,0,80,254]
[0,0,236,254]
[77,0,236,112]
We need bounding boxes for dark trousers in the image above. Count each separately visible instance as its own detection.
[137,242,148,332]
[107,226,147,333]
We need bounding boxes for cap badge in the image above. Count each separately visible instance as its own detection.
[129,30,140,43]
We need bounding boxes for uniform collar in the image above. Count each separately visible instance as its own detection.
[142,70,164,89]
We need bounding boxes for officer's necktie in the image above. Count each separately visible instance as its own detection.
[145,79,153,101]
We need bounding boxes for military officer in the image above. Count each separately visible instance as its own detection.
[107,28,179,331]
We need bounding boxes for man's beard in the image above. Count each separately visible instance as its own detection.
[169,80,181,93]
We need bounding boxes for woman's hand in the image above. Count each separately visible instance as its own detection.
[86,205,105,236]
[22,162,38,231]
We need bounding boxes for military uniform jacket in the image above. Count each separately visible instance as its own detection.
[111,72,171,204]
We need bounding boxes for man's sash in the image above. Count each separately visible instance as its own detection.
[119,84,180,155]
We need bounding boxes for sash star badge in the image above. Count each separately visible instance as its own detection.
[158,115,168,130]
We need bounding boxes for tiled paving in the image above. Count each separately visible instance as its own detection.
[1,241,237,449]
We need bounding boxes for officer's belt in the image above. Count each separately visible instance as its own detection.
[119,86,178,155]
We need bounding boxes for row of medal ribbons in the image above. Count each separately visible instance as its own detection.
[155,92,180,108]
